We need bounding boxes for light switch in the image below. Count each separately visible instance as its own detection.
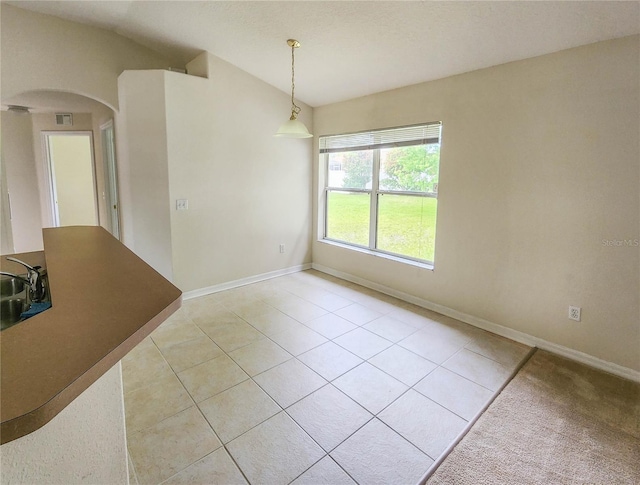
[176,199,189,210]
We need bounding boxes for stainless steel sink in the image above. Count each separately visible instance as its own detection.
[0,273,50,331]
[1,276,25,297]
[1,298,27,330]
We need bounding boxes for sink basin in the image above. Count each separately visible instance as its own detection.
[0,273,50,330]
[1,298,27,330]
[0,276,25,297]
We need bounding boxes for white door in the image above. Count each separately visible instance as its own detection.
[44,132,99,227]
[101,121,120,239]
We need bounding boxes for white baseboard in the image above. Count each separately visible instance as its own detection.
[183,263,312,301]
[312,263,640,383]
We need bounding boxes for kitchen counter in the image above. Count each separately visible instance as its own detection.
[0,226,182,444]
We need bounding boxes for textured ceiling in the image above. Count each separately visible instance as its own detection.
[6,1,640,107]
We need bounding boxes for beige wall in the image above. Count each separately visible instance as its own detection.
[313,36,640,372]
[1,106,117,254]
[0,112,43,252]
[166,55,313,291]
[0,156,14,254]
[0,4,177,110]
[1,5,174,246]
[117,54,313,292]
[31,110,115,231]
[0,363,128,485]
[116,70,173,280]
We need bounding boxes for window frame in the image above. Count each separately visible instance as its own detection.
[321,123,441,266]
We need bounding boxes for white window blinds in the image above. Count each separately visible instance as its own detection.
[319,122,441,154]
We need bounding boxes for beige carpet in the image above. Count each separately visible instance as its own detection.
[426,350,640,485]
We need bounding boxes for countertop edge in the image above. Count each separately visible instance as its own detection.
[1,227,183,444]
[0,298,181,445]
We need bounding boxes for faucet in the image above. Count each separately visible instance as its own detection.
[1,257,46,302]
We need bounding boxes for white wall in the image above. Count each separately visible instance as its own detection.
[0,112,43,252]
[0,363,128,485]
[313,36,640,373]
[0,4,177,110]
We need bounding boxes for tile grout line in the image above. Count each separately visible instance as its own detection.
[126,277,355,482]
[127,449,141,485]
[416,346,538,485]
[256,288,522,471]
[161,300,491,446]
[125,271,532,484]
[124,342,199,434]
[127,340,212,484]
[376,416,437,461]
[222,443,253,485]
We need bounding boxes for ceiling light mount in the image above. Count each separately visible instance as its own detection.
[275,38,312,138]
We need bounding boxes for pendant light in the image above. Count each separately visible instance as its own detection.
[274,39,313,138]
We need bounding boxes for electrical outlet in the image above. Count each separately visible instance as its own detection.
[568,306,581,322]
[176,199,188,210]
[279,244,285,253]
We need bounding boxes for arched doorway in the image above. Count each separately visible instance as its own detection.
[1,90,120,252]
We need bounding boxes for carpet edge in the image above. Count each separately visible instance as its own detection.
[416,347,538,485]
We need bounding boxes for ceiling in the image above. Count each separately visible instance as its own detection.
[6,1,640,107]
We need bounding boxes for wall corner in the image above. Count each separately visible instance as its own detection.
[186,52,212,79]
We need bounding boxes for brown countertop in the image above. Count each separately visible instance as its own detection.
[1,226,182,444]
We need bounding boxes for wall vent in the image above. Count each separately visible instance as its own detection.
[55,113,73,126]
[7,105,30,114]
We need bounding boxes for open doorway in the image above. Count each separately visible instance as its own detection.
[2,90,119,253]
[43,131,99,227]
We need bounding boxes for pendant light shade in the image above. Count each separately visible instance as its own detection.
[275,39,312,138]
[275,117,312,138]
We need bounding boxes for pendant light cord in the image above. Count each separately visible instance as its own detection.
[290,43,301,119]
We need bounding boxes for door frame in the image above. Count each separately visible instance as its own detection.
[100,119,121,239]
[41,131,99,227]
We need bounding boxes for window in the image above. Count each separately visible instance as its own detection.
[320,122,441,265]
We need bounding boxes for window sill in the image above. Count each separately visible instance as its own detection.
[318,238,435,271]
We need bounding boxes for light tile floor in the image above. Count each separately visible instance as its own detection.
[123,270,532,485]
